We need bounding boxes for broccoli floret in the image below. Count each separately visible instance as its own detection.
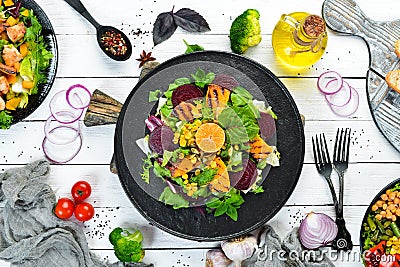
[109,227,123,246]
[229,9,262,54]
[109,228,145,262]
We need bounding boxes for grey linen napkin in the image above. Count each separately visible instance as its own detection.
[0,160,153,267]
[243,225,335,267]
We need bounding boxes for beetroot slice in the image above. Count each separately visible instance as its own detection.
[258,112,276,141]
[230,159,258,190]
[171,84,203,107]
[213,74,239,90]
[149,126,177,155]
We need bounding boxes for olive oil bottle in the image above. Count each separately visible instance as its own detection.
[272,12,328,67]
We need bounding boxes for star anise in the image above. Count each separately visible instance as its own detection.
[136,50,156,68]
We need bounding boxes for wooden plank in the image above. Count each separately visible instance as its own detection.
[53,33,370,78]
[0,162,397,208]
[0,119,398,165]
[18,77,373,121]
[36,0,400,37]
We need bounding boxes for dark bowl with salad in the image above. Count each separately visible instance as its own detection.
[0,0,57,129]
[361,178,400,267]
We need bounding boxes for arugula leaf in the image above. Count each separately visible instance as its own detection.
[206,188,244,221]
[251,185,264,194]
[183,39,204,54]
[149,89,162,102]
[189,168,217,186]
[165,77,192,98]
[0,110,12,129]
[191,68,215,88]
[162,150,174,166]
[153,161,171,178]
[391,183,400,192]
[159,187,189,209]
[233,86,253,100]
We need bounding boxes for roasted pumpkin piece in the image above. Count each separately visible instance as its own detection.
[249,135,273,159]
[209,157,230,193]
[206,84,231,117]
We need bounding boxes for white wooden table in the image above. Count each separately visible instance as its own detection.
[1,0,400,266]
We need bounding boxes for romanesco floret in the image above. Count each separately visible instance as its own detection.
[229,9,262,54]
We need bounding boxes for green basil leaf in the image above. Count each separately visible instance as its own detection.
[183,39,204,54]
[226,205,238,221]
[214,204,228,217]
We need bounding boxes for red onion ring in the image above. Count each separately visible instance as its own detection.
[66,84,92,109]
[317,71,343,95]
[42,129,83,164]
[49,90,83,124]
[329,86,359,117]
[44,112,81,145]
[325,81,352,107]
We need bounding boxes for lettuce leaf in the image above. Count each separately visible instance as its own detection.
[159,187,189,209]
[0,110,13,129]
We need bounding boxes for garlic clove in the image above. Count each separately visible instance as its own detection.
[221,235,257,267]
[206,249,232,267]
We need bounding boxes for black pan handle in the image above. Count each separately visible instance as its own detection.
[64,0,101,29]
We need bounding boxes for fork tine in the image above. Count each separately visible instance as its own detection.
[333,128,340,161]
[338,128,344,161]
[315,134,323,164]
[345,128,351,162]
[322,133,331,164]
[320,134,328,164]
[312,136,319,169]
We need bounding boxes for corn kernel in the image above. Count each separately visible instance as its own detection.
[210,161,217,168]
[195,169,201,175]
[178,153,185,159]
[180,139,187,147]
[234,144,239,150]
[190,157,197,164]
[182,173,188,179]
[185,133,192,140]
[183,179,188,184]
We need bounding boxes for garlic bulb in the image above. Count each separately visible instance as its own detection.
[221,235,257,267]
[205,249,232,267]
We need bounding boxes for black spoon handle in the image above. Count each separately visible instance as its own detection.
[64,0,101,29]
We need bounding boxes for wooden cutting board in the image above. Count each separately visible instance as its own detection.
[322,0,400,152]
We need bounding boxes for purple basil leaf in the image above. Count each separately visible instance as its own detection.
[173,8,210,32]
[153,11,177,46]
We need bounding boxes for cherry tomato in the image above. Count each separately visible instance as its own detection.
[74,202,95,221]
[54,198,75,219]
[71,181,92,202]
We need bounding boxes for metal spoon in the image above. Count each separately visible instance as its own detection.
[64,0,132,61]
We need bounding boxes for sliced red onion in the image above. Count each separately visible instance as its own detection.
[317,71,343,95]
[49,90,83,124]
[42,129,83,164]
[44,113,81,145]
[325,81,352,107]
[145,115,163,132]
[329,86,359,117]
[166,180,177,194]
[66,84,92,109]
[299,212,338,249]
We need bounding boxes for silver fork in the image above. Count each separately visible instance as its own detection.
[332,128,353,251]
[312,134,339,214]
